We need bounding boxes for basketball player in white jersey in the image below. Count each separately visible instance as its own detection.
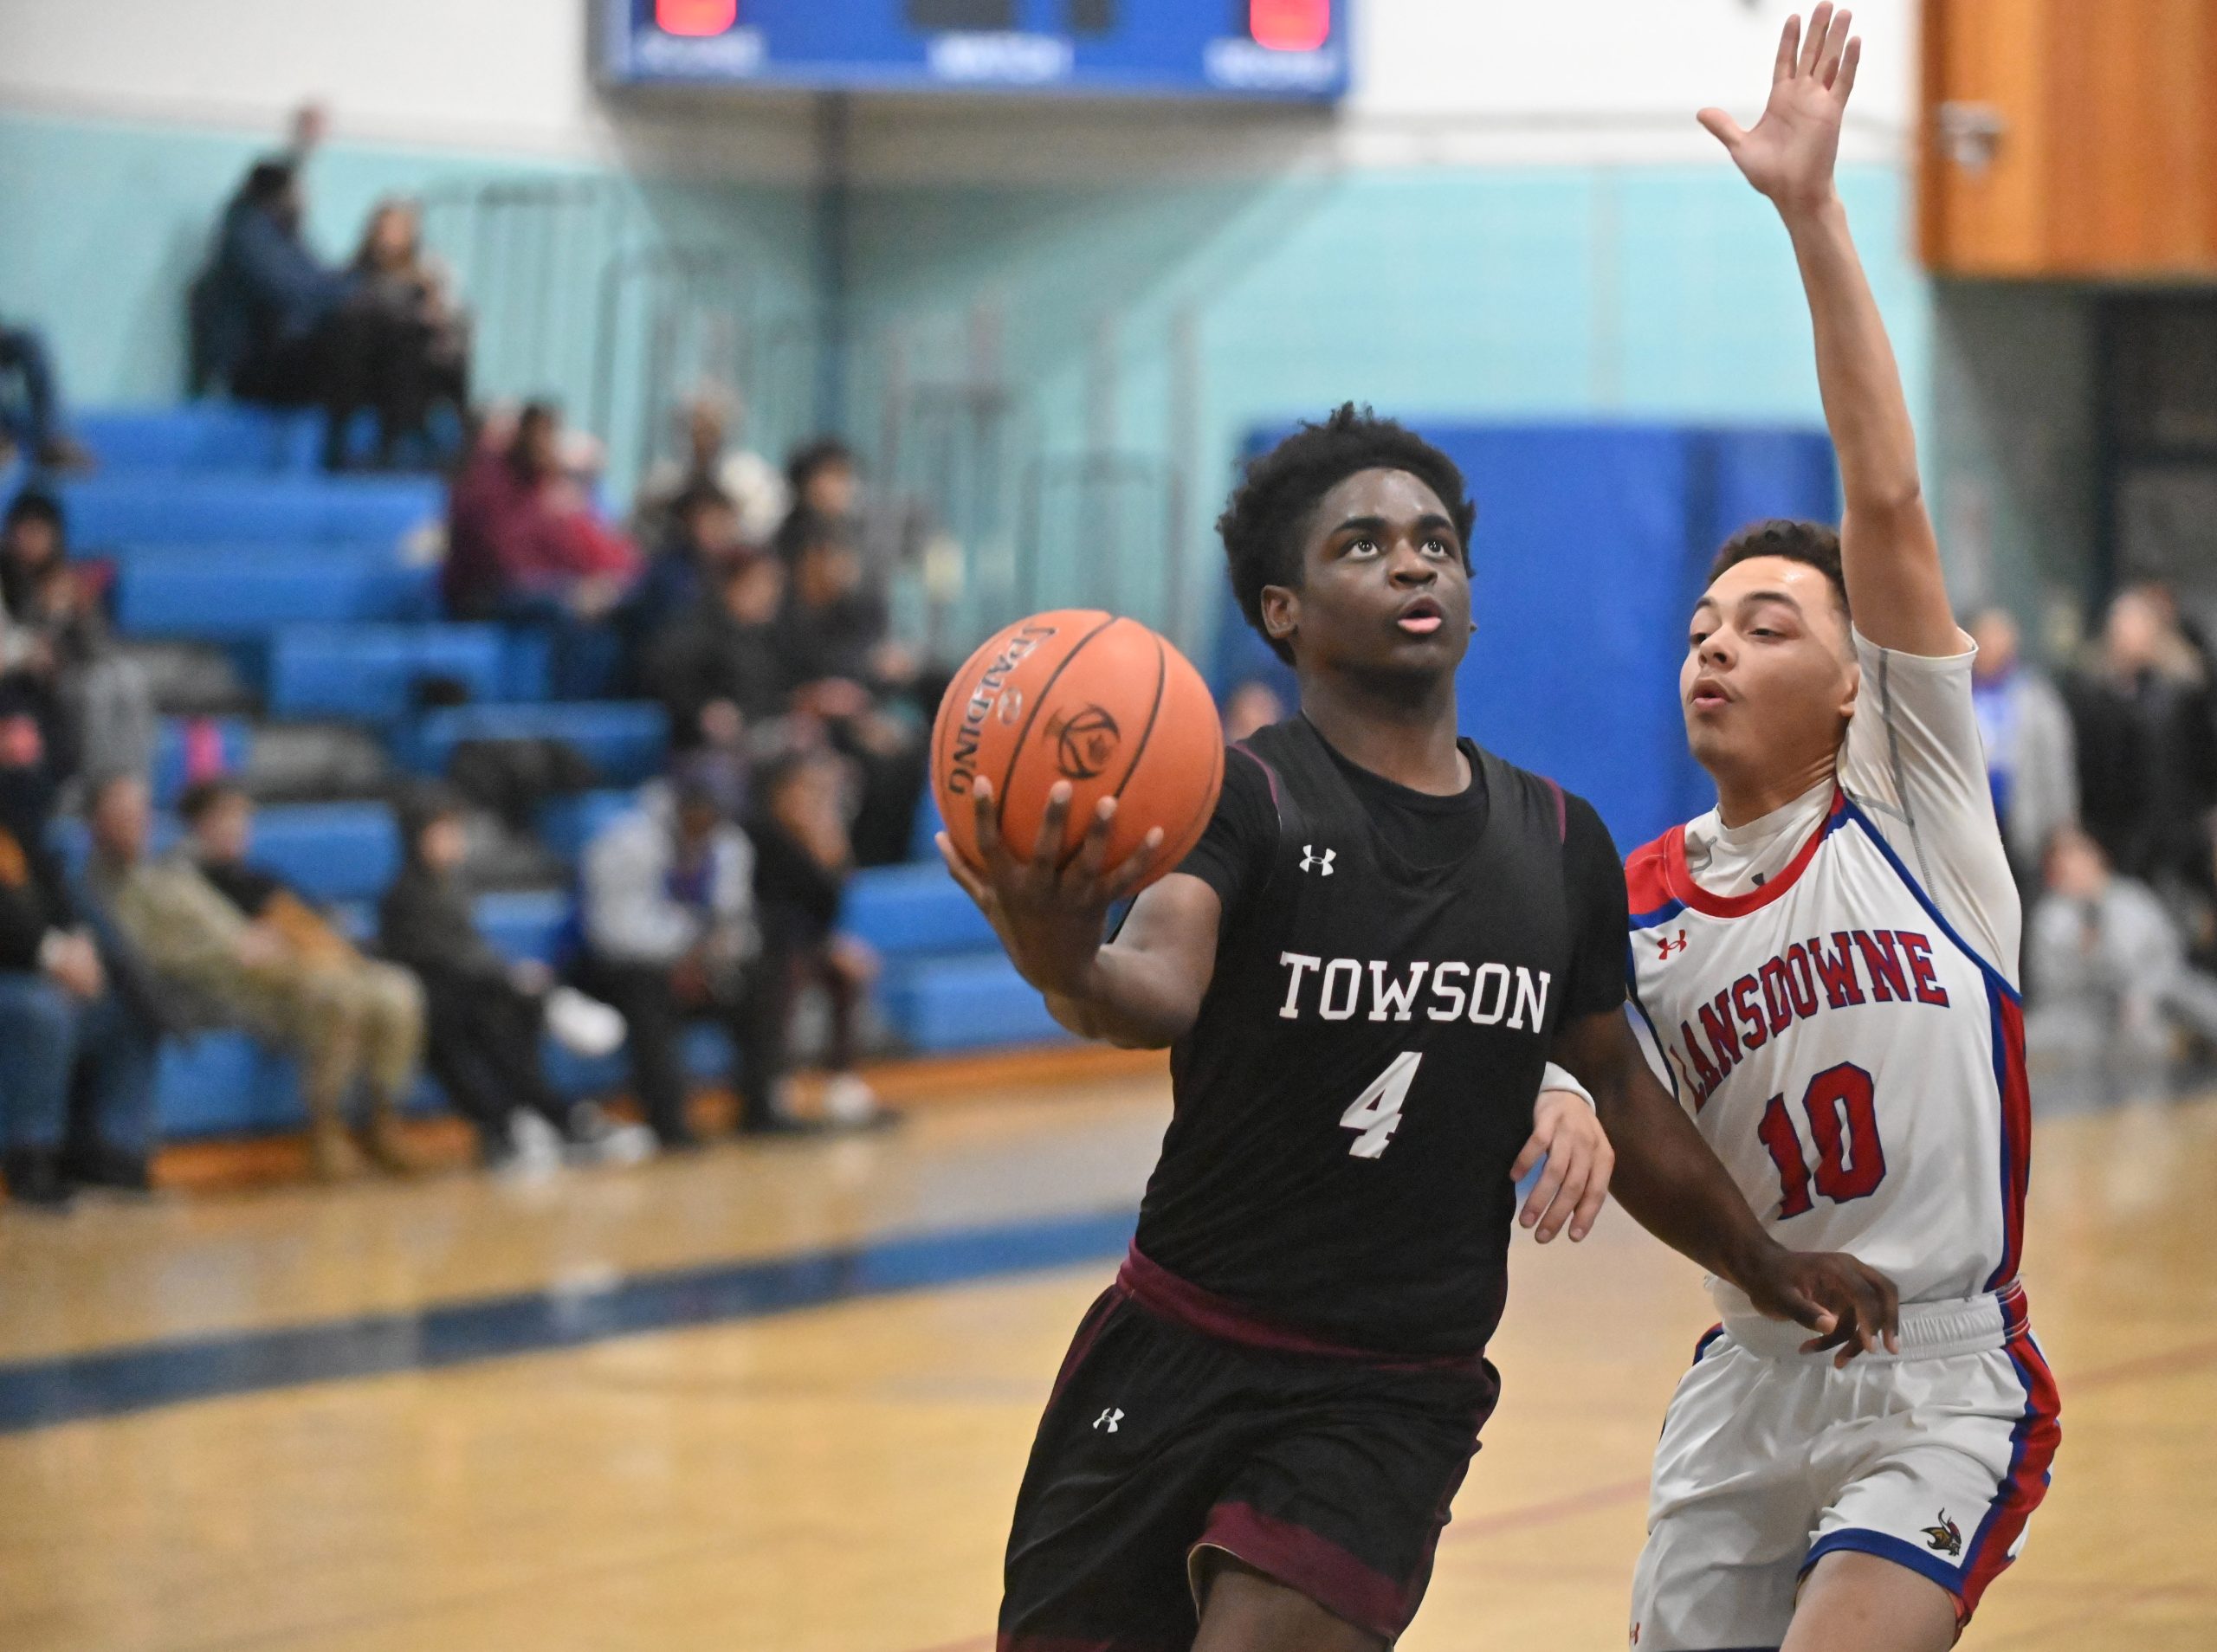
[1621,10,2060,1650]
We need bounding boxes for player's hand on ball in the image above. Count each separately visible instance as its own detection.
[1744,1246,1900,1367]
[1698,3,1860,216]
[1513,1090,1613,1243]
[939,778,1164,1002]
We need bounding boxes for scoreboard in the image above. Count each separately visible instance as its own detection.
[598,0,1350,101]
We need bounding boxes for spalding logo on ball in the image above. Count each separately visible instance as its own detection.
[933,610,1225,894]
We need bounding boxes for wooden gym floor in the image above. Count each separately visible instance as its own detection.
[0,1056,2210,1651]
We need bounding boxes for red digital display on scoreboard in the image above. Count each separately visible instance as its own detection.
[1250,0,1331,53]
[656,0,737,36]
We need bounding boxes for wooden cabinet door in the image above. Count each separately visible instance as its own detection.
[1921,0,2217,278]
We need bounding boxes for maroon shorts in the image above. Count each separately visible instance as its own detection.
[998,1280,1499,1649]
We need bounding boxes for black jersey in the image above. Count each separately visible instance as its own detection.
[1128,714,1628,1360]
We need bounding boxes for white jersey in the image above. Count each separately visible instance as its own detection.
[1626,629,2031,1338]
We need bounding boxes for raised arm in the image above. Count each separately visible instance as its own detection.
[1552,1005,1899,1365]
[1702,5,1962,658]
[939,780,1218,1049]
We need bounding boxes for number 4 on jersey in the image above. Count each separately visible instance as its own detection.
[1341,1052,1423,1159]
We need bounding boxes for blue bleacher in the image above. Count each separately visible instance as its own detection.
[268,623,520,721]
[151,717,251,807]
[116,549,439,641]
[408,702,669,784]
[57,474,441,551]
[74,405,322,474]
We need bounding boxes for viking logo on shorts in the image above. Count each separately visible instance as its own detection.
[1923,1511,1963,1558]
[1050,707,1121,779]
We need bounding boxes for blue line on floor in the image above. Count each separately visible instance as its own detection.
[0,1207,1137,1434]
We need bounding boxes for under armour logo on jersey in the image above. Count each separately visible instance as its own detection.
[1657,931,1688,960]
[1092,1408,1124,1434]
[1300,846,1335,876]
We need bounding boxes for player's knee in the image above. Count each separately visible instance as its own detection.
[1193,1555,1384,1652]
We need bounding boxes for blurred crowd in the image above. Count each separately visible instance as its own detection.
[0,109,933,1210]
[1975,589,2217,1105]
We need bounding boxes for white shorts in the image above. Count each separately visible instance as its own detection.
[1629,1287,2060,1652]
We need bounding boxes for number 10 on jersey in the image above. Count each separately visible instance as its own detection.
[1756,1062,1888,1218]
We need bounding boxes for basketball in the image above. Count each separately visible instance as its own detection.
[932,610,1225,891]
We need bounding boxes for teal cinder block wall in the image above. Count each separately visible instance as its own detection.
[844,164,1926,649]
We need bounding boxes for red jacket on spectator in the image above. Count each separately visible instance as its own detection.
[443,416,639,615]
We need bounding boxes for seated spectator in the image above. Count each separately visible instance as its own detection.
[773,437,863,564]
[378,788,649,1174]
[91,775,424,1181]
[2027,824,2217,1106]
[749,747,889,1128]
[574,776,793,1145]
[645,547,793,759]
[621,486,747,690]
[444,403,640,696]
[780,525,927,866]
[0,319,93,474]
[1968,606,2078,899]
[0,714,159,1207]
[2,490,158,791]
[635,390,790,549]
[342,199,471,468]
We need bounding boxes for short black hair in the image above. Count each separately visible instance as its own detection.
[787,437,856,494]
[1218,403,1477,665]
[1709,519,1851,620]
[177,778,248,825]
[3,490,63,536]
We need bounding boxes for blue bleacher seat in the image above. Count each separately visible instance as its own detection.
[879,953,1069,1053]
[536,790,637,860]
[74,406,321,474]
[151,717,251,807]
[409,703,669,785]
[241,803,402,904]
[843,862,996,958]
[268,623,516,721]
[117,550,438,640]
[57,474,440,550]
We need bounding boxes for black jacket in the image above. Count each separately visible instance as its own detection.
[644,599,795,746]
[378,861,509,992]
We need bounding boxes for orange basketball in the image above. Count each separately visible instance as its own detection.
[933,610,1225,893]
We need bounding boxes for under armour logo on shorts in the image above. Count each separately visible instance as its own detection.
[1093,1408,1124,1433]
[1300,846,1335,876]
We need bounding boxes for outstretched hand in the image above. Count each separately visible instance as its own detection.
[1699,4,1861,215]
[937,778,1163,1003]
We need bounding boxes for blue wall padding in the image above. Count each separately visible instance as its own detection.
[267,624,517,721]
[1222,422,1839,851]
[117,551,438,640]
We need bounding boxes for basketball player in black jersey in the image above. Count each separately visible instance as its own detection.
[940,405,1898,1651]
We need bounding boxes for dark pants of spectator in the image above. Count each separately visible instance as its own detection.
[572,953,784,1144]
[0,325,64,456]
[753,933,863,1081]
[0,976,158,1158]
[452,592,623,701]
[842,732,928,868]
[233,308,452,471]
[420,972,572,1155]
